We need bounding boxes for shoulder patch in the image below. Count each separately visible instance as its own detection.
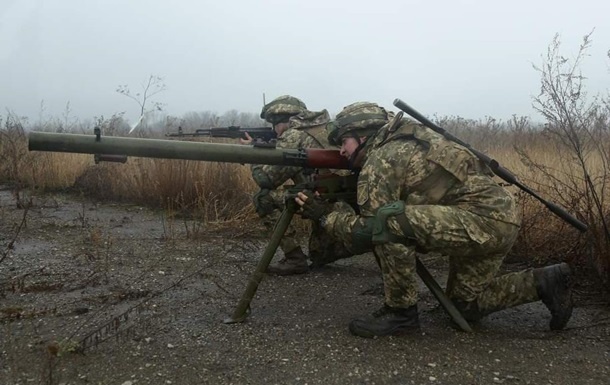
[357,178,369,206]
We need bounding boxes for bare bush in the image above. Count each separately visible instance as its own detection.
[517,31,610,285]
[0,113,27,187]
[116,74,167,136]
[3,73,609,288]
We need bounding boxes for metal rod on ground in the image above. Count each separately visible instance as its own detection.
[416,257,473,332]
[223,205,296,324]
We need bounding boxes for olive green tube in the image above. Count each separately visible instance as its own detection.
[28,132,350,169]
[223,205,296,324]
[416,257,472,332]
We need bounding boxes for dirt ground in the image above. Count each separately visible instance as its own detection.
[0,187,609,385]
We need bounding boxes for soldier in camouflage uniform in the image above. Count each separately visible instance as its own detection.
[296,102,573,338]
[248,95,352,275]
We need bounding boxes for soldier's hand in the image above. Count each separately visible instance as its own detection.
[239,132,254,145]
[296,191,330,222]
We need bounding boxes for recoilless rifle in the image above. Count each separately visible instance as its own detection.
[27,119,475,332]
[30,98,587,331]
[166,125,277,142]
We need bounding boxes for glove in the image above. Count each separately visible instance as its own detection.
[299,190,332,222]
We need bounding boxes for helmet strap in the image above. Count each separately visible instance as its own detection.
[348,135,368,169]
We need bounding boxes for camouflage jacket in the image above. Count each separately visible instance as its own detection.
[251,109,334,188]
[324,116,521,243]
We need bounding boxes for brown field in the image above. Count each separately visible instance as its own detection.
[1,115,609,385]
[1,116,608,286]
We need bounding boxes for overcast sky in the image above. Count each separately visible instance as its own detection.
[1,0,609,126]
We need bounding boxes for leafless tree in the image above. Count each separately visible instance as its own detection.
[526,30,610,285]
[116,74,167,134]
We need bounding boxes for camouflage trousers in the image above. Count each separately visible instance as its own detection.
[378,205,539,314]
[309,221,354,266]
[258,189,352,265]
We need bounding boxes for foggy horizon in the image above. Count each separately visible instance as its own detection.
[1,0,609,127]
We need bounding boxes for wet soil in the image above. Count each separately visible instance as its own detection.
[0,188,608,385]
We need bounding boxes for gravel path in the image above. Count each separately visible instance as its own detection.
[1,189,608,385]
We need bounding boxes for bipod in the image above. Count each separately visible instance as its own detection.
[223,203,296,324]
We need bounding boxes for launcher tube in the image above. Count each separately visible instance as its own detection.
[28,132,350,170]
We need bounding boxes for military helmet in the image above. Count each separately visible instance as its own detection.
[260,95,307,124]
[326,121,340,147]
[328,102,389,145]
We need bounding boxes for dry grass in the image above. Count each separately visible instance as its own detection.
[73,157,258,224]
[1,116,608,286]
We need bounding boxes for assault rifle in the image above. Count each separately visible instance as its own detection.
[166,126,276,142]
[27,129,474,332]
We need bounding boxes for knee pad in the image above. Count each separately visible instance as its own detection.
[251,169,274,190]
[372,201,414,244]
[253,188,275,217]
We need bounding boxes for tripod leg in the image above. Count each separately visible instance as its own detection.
[416,257,472,332]
[223,206,295,324]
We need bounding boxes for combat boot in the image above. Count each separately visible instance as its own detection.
[533,262,573,330]
[349,304,420,338]
[266,247,309,276]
